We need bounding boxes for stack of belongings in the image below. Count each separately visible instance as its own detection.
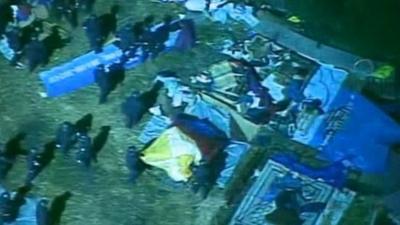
[184,0,260,27]
[195,34,318,140]
[137,74,251,198]
[229,154,355,225]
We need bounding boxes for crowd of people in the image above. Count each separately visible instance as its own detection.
[0,0,193,73]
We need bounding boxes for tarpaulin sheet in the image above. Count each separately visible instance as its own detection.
[39,20,190,98]
[271,154,347,188]
[0,38,15,60]
[217,141,250,188]
[293,65,400,172]
[310,89,400,173]
[293,64,348,143]
[0,186,40,225]
[141,127,202,182]
[138,115,172,144]
[184,97,231,137]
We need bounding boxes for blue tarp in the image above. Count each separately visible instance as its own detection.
[271,154,347,188]
[293,65,400,172]
[39,19,193,98]
[217,141,250,188]
[184,97,231,137]
[311,90,400,173]
[138,115,172,144]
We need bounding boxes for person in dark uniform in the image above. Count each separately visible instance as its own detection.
[98,4,119,41]
[43,26,68,62]
[36,199,50,225]
[91,125,111,162]
[75,132,92,167]
[0,185,32,223]
[190,150,227,199]
[141,15,157,59]
[151,15,173,58]
[125,146,148,183]
[107,59,125,87]
[55,121,77,154]
[26,36,48,72]
[83,14,102,53]
[94,64,111,104]
[25,141,56,184]
[119,21,146,61]
[121,80,164,128]
[115,25,135,51]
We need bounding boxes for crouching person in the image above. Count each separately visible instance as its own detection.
[125,146,149,183]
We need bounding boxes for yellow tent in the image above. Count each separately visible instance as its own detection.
[140,127,203,182]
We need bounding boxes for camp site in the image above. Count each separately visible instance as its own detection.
[0,0,400,225]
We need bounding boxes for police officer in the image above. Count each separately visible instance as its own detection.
[98,5,119,41]
[125,146,148,183]
[0,185,32,223]
[55,121,77,154]
[25,141,56,184]
[94,64,112,104]
[75,132,92,167]
[83,14,102,53]
[36,199,50,225]
[26,36,48,72]
[91,126,111,163]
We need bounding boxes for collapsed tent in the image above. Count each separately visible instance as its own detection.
[140,113,229,182]
[138,110,249,186]
[140,127,202,182]
[39,19,196,97]
[172,113,230,161]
